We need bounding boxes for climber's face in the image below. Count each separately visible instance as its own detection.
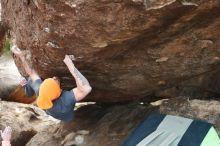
[52,76,60,86]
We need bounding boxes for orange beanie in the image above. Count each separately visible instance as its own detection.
[37,78,61,109]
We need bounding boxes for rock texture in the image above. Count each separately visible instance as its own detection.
[1,0,220,102]
[0,98,220,146]
[0,101,59,146]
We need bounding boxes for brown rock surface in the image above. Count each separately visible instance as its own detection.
[1,0,220,102]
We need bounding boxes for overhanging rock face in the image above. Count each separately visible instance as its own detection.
[2,0,220,102]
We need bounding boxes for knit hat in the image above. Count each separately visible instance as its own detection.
[37,78,61,109]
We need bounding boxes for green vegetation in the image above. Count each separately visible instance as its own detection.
[3,39,11,54]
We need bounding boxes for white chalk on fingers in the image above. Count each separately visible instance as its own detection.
[69,55,76,61]
[11,45,19,51]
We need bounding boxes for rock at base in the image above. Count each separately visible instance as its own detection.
[1,98,220,146]
[0,101,59,146]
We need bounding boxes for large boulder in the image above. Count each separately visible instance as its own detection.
[1,0,220,102]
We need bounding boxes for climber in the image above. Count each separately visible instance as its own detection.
[1,126,12,146]
[11,45,92,122]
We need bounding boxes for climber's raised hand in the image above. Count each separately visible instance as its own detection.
[63,55,75,66]
[11,45,23,58]
[0,126,12,141]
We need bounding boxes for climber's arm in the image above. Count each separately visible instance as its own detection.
[63,55,92,102]
[11,45,40,82]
